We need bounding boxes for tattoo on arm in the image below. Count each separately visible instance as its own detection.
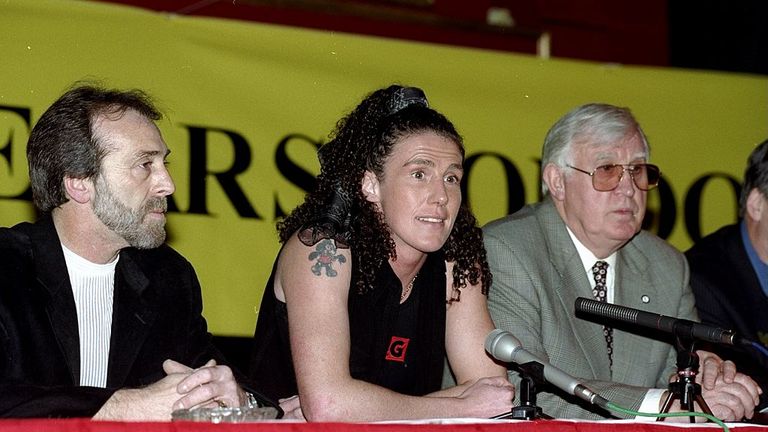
[307,239,347,277]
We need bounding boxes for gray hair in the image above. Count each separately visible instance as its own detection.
[540,103,649,195]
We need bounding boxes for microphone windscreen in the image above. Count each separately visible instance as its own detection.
[575,297,638,323]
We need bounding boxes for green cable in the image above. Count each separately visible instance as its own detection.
[605,402,729,432]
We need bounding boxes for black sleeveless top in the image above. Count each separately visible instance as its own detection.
[249,249,447,400]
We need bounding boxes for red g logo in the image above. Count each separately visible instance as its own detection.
[385,336,410,362]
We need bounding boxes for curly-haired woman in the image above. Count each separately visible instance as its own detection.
[250,85,514,421]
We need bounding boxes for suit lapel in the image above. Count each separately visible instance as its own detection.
[28,218,81,385]
[611,241,659,386]
[538,200,612,379]
[107,250,159,387]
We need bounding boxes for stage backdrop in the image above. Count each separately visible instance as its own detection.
[1,0,767,336]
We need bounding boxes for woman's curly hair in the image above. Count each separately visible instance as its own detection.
[278,85,491,301]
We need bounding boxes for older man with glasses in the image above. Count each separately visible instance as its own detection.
[483,103,761,421]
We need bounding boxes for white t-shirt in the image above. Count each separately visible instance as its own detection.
[61,244,118,388]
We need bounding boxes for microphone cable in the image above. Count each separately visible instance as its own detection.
[751,341,768,360]
[604,402,729,432]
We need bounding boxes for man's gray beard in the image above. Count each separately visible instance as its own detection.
[92,177,167,249]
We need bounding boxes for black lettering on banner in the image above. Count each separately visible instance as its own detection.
[167,193,180,213]
[642,176,676,239]
[684,173,740,242]
[463,152,526,215]
[183,125,261,219]
[0,105,33,200]
[274,134,321,219]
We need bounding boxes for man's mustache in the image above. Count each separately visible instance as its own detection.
[143,197,167,213]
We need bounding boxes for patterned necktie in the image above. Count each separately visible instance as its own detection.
[592,260,613,369]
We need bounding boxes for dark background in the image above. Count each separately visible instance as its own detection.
[95,0,767,76]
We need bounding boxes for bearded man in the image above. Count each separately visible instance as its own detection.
[0,84,266,419]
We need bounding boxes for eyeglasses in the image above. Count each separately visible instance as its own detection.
[567,163,661,191]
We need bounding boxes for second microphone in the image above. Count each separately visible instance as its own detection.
[485,329,610,409]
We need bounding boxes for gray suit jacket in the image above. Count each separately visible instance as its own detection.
[484,198,697,419]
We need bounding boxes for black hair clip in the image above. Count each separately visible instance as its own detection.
[387,87,429,115]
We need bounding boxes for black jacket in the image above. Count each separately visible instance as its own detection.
[0,216,230,417]
[686,223,768,409]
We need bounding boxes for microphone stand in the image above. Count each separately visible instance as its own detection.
[493,361,552,420]
[657,334,713,422]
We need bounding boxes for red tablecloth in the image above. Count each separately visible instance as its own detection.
[0,419,763,432]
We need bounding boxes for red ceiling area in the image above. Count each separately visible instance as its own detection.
[92,0,669,67]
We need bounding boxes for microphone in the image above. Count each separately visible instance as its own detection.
[574,297,748,346]
[485,329,610,409]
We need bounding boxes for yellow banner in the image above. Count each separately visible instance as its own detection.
[1,0,767,335]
